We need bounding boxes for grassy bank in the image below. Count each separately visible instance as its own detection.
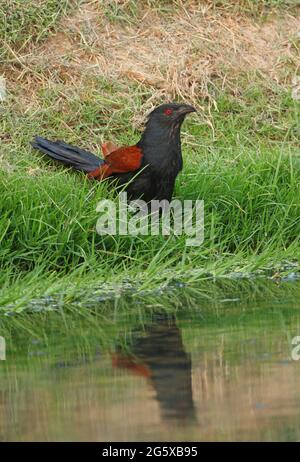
[0,1,300,310]
[2,277,300,350]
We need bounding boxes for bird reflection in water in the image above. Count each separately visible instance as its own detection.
[112,315,197,424]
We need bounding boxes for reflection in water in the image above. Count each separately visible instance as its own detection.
[1,280,300,441]
[112,316,196,423]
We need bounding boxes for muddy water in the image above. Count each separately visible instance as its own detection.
[1,280,300,441]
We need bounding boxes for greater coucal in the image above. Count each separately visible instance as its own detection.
[32,103,196,202]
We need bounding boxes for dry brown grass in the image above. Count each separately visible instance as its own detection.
[1,1,300,120]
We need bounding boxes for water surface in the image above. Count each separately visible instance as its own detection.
[1,279,300,441]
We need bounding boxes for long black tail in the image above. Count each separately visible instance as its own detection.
[31,136,104,173]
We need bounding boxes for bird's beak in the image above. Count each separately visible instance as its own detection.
[178,105,197,116]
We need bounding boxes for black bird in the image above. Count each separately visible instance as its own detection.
[31,103,196,202]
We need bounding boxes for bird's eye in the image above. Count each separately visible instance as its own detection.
[164,108,173,116]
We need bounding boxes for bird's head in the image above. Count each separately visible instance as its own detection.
[139,102,197,162]
[147,103,197,128]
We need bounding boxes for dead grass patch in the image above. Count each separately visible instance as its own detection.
[1,1,300,117]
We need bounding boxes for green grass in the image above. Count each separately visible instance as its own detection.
[1,75,300,310]
[0,0,75,59]
[0,1,300,311]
